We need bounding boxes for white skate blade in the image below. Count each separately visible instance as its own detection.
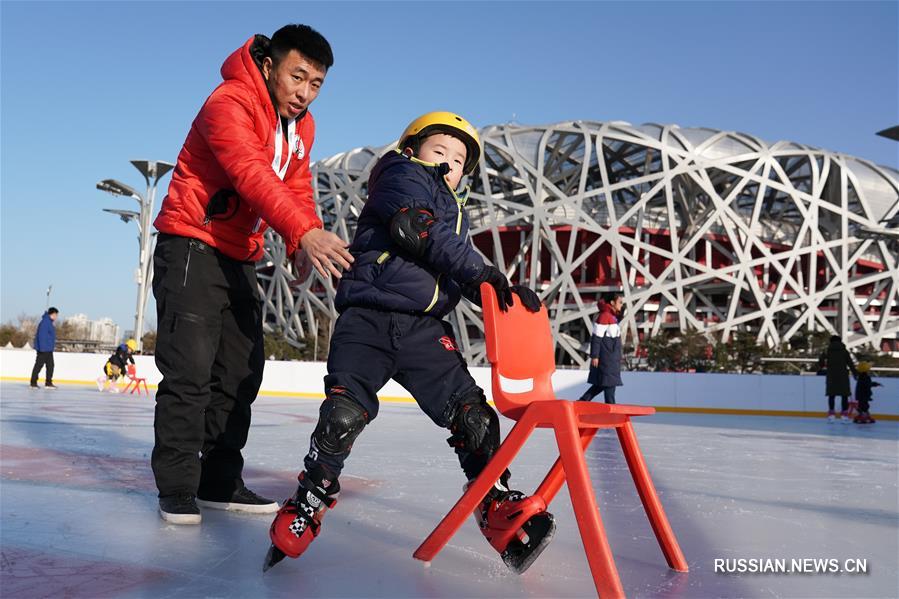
[196,498,279,514]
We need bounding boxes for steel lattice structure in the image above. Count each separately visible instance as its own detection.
[257,121,899,365]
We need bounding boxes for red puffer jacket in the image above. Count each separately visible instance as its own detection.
[154,35,322,262]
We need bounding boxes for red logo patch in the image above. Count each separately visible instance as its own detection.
[438,336,458,351]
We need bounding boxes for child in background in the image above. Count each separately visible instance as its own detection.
[97,339,137,392]
[853,362,882,424]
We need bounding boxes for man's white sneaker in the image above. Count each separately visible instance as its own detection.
[159,494,202,525]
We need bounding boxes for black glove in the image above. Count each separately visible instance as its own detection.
[476,265,513,311]
[511,285,542,312]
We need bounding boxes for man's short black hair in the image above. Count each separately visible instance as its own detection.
[47,307,59,315]
[271,24,333,70]
[602,291,622,303]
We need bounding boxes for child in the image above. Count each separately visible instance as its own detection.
[97,339,136,393]
[265,112,553,574]
[853,362,882,423]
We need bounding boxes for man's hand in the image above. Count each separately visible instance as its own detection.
[298,228,354,279]
[510,285,542,312]
[478,266,513,311]
[591,358,599,368]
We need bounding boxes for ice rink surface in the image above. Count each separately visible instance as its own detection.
[1,382,896,598]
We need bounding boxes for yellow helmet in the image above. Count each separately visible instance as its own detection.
[397,111,481,175]
[126,339,137,352]
[857,362,871,373]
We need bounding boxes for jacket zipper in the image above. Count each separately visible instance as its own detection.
[183,247,192,287]
[424,195,465,313]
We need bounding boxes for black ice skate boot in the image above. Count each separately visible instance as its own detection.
[263,468,339,572]
[474,482,556,574]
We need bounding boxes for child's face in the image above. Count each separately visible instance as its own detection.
[416,133,468,189]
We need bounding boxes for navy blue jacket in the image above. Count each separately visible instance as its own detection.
[588,301,623,387]
[34,312,57,352]
[335,151,486,317]
[855,374,881,404]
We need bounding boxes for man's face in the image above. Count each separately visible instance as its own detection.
[415,133,468,189]
[49,312,58,321]
[262,50,326,119]
[611,297,624,313]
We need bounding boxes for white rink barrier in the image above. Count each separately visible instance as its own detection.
[1,348,895,417]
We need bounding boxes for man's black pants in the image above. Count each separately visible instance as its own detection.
[305,307,487,481]
[30,352,54,386]
[151,234,264,500]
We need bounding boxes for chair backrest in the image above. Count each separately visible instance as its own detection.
[480,283,556,418]
[127,364,137,377]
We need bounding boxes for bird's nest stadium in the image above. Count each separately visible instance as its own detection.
[256,121,899,366]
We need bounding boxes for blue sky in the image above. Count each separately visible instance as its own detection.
[2,1,897,333]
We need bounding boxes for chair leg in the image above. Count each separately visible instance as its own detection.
[555,404,625,598]
[616,420,688,572]
[534,427,596,505]
[413,412,537,562]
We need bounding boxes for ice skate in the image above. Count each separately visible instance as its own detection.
[826,411,836,423]
[855,412,875,424]
[840,411,851,424]
[96,377,106,392]
[474,484,556,574]
[263,470,338,572]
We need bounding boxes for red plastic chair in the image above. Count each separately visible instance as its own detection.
[122,364,149,396]
[413,283,688,597]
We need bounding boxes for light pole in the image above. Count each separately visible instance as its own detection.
[97,160,175,351]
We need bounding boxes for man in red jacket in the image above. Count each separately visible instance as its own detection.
[151,24,352,524]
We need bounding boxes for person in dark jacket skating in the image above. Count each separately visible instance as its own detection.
[30,307,58,389]
[265,112,554,575]
[819,335,856,423]
[853,362,882,423]
[578,293,624,403]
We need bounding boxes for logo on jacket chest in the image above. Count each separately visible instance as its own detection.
[294,137,305,160]
[438,336,459,352]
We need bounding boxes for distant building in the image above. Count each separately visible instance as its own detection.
[65,313,121,346]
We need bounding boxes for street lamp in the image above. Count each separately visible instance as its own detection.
[97,159,175,351]
[101,208,140,223]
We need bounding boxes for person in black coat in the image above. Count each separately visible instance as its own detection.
[818,335,856,422]
[579,292,624,403]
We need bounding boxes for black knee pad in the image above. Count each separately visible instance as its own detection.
[311,395,369,457]
[446,389,500,457]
